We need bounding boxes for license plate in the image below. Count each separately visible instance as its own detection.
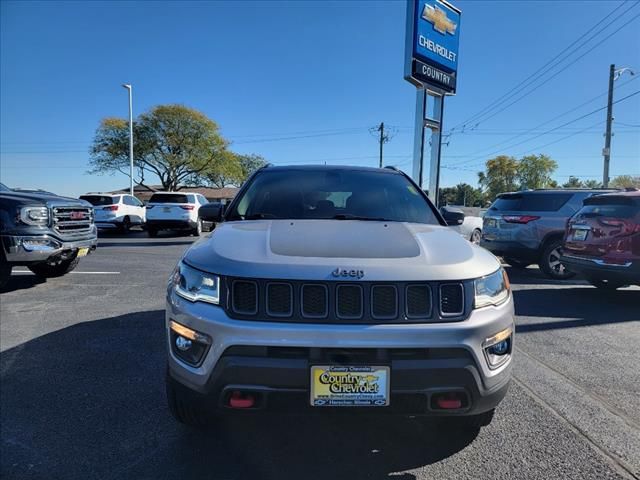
[486,218,497,228]
[572,229,588,241]
[77,247,89,258]
[310,366,390,407]
[163,207,171,213]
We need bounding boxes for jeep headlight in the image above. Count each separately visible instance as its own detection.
[474,268,510,309]
[172,261,220,305]
[20,206,49,226]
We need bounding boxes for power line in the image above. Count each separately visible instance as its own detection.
[449,1,640,131]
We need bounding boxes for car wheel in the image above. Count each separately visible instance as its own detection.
[539,239,575,280]
[28,257,80,278]
[588,279,626,291]
[148,228,158,238]
[0,260,11,290]
[470,229,482,245]
[504,257,531,269]
[166,371,211,428]
[119,216,131,233]
[192,219,203,237]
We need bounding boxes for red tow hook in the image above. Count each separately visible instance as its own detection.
[229,391,255,409]
[435,393,463,410]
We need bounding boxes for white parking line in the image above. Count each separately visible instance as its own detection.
[12,270,120,275]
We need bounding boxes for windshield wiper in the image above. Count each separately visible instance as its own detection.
[244,213,277,220]
[332,214,391,221]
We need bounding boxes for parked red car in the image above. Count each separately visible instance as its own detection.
[561,190,640,290]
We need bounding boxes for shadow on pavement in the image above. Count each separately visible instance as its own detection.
[504,266,588,287]
[0,273,46,294]
[0,310,478,480]
[97,240,196,248]
[514,287,640,333]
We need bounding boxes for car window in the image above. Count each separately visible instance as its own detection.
[490,193,572,212]
[149,193,189,204]
[226,168,440,224]
[123,196,134,206]
[80,195,115,206]
[579,195,639,218]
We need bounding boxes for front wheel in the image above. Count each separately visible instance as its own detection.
[539,239,575,280]
[28,257,80,278]
[470,229,482,245]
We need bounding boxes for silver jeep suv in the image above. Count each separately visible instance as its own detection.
[166,165,514,429]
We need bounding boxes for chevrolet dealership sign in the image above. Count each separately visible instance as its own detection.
[405,0,461,93]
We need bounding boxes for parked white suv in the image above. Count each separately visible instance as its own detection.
[146,192,208,237]
[79,193,145,232]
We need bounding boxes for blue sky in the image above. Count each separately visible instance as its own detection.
[1,0,639,197]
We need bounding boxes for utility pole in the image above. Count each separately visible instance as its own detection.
[602,64,615,188]
[378,122,384,168]
[122,84,134,196]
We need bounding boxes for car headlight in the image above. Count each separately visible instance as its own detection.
[172,261,220,305]
[474,268,510,309]
[20,206,49,226]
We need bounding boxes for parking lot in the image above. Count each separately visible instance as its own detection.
[1,231,639,480]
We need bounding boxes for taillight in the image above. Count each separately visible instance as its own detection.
[103,205,119,211]
[180,205,195,210]
[502,215,540,224]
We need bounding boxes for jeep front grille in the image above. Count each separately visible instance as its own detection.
[52,206,93,237]
[226,278,467,324]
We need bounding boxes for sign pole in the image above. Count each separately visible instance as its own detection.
[427,91,445,207]
[412,88,427,188]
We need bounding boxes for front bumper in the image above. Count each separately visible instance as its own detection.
[166,290,514,415]
[1,234,98,264]
[561,254,640,284]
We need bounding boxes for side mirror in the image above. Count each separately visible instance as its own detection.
[442,209,465,226]
[198,203,223,223]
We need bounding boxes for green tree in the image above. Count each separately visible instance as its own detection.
[477,155,519,202]
[583,179,602,188]
[609,175,640,189]
[90,105,229,191]
[562,176,583,188]
[517,154,557,190]
[238,154,269,180]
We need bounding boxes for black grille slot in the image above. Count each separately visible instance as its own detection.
[266,283,293,317]
[336,285,363,319]
[440,283,464,316]
[232,281,258,314]
[301,284,328,318]
[406,285,432,318]
[371,285,397,319]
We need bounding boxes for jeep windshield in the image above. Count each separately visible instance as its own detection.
[226,167,440,224]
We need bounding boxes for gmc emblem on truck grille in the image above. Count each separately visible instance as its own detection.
[70,211,86,220]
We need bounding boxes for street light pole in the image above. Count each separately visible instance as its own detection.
[122,84,134,196]
[602,65,614,188]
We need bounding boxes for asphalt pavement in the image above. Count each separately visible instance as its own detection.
[1,230,639,480]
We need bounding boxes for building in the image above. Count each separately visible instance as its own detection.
[109,185,239,204]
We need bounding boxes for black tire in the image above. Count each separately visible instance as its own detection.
[192,219,203,237]
[28,257,80,278]
[470,229,482,245]
[166,373,212,428]
[539,239,575,280]
[0,261,11,290]
[504,257,531,269]
[119,216,132,233]
[588,279,626,291]
[147,227,158,238]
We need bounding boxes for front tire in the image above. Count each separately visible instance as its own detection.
[470,229,482,245]
[166,373,212,428]
[539,239,575,280]
[28,257,80,278]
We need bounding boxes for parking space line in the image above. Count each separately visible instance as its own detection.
[12,270,120,275]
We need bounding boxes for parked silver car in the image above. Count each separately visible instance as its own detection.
[480,189,617,279]
[165,165,514,430]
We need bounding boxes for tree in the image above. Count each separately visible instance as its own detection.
[238,154,268,180]
[90,105,229,191]
[609,175,640,189]
[583,179,602,188]
[517,154,557,190]
[199,153,269,188]
[478,155,519,202]
[562,176,583,188]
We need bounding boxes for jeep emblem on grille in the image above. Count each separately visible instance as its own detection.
[332,268,364,279]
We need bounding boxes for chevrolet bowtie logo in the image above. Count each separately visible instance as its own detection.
[422,3,457,35]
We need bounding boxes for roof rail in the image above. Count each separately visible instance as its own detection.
[384,166,400,172]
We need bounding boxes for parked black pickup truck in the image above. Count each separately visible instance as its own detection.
[0,182,98,289]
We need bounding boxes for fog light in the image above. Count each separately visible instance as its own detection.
[483,327,513,369]
[175,336,192,351]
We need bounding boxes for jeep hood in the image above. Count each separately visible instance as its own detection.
[184,220,499,282]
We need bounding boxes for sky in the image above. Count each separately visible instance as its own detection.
[1,0,639,198]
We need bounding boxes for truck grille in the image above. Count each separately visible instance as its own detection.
[225,278,467,323]
[52,206,93,237]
